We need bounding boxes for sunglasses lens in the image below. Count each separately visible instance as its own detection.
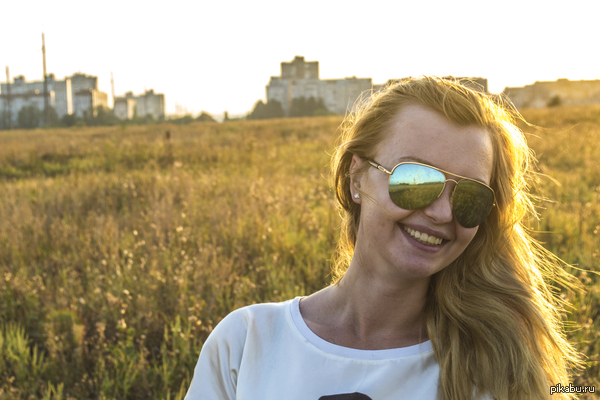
[389,164,445,209]
[452,180,495,228]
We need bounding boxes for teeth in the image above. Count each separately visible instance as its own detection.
[403,226,443,246]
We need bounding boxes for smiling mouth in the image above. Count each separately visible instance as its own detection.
[402,226,444,246]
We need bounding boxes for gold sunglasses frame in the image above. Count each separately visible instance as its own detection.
[367,159,496,211]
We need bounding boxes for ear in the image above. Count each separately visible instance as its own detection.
[349,154,364,203]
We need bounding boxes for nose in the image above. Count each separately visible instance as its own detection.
[422,181,454,225]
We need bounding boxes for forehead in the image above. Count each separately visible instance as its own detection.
[375,104,494,184]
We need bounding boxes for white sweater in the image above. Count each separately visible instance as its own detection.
[185,297,440,399]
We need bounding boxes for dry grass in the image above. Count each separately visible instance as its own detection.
[0,108,598,399]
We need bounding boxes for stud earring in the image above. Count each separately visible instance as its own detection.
[354,193,360,199]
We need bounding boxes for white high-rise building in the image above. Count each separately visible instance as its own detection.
[114,89,165,120]
[1,74,71,120]
[266,56,373,117]
[0,72,111,126]
[70,73,109,117]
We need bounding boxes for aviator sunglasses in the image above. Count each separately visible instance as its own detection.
[368,160,496,228]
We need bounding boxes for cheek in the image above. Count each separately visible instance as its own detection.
[456,226,479,250]
[359,200,411,239]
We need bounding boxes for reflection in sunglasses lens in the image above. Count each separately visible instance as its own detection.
[390,182,444,210]
[453,180,495,228]
[387,164,494,228]
[389,165,445,210]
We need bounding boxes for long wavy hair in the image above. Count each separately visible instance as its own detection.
[330,77,583,400]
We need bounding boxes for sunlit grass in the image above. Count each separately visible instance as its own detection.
[0,108,598,399]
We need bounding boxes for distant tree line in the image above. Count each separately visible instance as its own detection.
[290,96,329,117]
[247,100,284,119]
[547,95,562,107]
[0,106,216,130]
[247,96,330,120]
[1,96,333,129]
[169,111,216,125]
[0,106,59,129]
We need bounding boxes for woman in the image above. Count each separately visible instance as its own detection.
[185,77,582,399]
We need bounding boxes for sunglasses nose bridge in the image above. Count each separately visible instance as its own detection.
[420,179,455,225]
[442,178,459,211]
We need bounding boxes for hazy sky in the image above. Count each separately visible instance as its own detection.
[1,0,598,118]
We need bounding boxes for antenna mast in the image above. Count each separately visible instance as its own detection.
[5,66,12,129]
[111,71,115,109]
[42,33,49,127]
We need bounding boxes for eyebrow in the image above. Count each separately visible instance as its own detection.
[393,156,435,165]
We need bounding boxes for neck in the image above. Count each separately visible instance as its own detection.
[327,255,431,348]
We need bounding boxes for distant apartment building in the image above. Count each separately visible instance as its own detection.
[114,89,165,120]
[266,57,488,117]
[114,97,136,120]
[74,89,109,117]
[503,79,600,109]
[0,89,55,127]
[0,72,109,125]
[266,56,373,116]
[132,90,165,120]
[70,73,109,117]
[1,74,72,119]
[70,73,97,95]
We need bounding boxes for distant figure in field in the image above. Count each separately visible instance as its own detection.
[165,130,171,141]
[185,77,582,399]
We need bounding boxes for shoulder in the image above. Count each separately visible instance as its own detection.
[213,299,292,330]
[185,299,296,399]
[230,298,292,321]
[204,298,294,349]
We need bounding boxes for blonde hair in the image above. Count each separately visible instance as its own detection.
[330,77,583,399]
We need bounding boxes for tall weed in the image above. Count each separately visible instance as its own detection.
[0,110,598,398]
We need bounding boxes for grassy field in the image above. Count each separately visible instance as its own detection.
[0,107,598,399]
